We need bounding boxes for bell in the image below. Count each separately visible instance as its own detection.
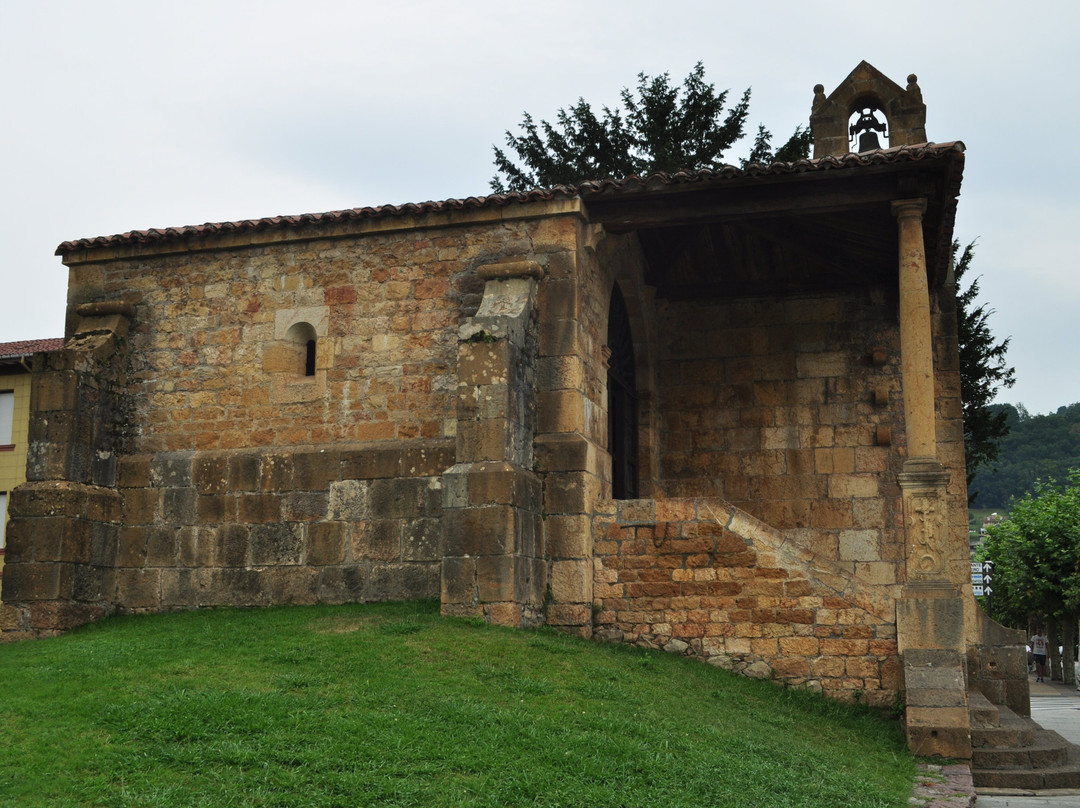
[850,106,888,153]
[858,130,881,152]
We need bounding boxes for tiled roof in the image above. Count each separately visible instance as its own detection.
[55,142,964,256]
[55,186,576,255]
[577,141,965,195]
[0,338,64,359]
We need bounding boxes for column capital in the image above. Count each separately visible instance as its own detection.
[892,198,927,220]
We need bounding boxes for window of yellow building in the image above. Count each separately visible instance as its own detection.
[0,390,13,446]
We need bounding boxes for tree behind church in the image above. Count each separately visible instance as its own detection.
[955,240,1015,497]
[490,62,809,193]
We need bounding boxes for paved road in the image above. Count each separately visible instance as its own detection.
[977,677,1080,807]
[1030,696,1080,744]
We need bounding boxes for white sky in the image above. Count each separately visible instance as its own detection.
[2,0,1076,414]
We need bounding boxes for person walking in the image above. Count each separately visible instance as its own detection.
[1031,628,1049,682]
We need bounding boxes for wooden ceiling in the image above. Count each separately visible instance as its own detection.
[581,152,962,300]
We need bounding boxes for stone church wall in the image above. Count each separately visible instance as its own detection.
[82,226,486,452]
[656,287,909,584]
[3,205,588,626]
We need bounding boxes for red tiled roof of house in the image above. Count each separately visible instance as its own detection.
[0,338,64,358]
[55,142,964,256]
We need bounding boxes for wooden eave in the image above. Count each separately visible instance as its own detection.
[580,148,963,299]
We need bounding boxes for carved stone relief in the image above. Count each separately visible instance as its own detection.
[903,488,949,581]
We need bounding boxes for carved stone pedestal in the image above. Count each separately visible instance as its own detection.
[897,462,971,758]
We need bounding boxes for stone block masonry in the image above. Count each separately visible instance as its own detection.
[592,497,901,707]
[118,442,449,612]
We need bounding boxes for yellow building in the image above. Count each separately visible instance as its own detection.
[0,339,63,583]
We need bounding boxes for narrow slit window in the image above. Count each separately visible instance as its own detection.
[283,322,318,377]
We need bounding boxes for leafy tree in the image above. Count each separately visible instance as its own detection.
[491,62,809,193]
[983,471,1080,682]
[955,240,1015,497]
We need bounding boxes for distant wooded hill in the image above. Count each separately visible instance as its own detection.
[969,402,1080,507]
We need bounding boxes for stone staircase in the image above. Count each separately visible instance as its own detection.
[969,689,1080,790]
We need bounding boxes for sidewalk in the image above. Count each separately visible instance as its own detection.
[976,674,1080,807]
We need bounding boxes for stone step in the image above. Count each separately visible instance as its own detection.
[973,745,1080,791]
[974,766,1080,790]
[968,693,1080,791]
[970,700,1035,749]
[968,689,1001,728]
[976,725,1075,777]
[972,731,1072,771]
[972,721,1037,750]
[973,734,1080,790]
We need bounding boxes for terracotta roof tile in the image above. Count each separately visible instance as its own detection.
[578,141,965,194]
[55,142,964,256]
[0,338,64,359]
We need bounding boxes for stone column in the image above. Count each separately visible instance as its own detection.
[440,261,545,628]
[891,199,970,759]
[893,199,937,467]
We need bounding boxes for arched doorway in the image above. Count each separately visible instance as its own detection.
[608,284,639,499]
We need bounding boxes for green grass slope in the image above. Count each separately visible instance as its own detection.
[0,601,914,808]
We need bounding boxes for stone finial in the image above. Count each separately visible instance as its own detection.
[906,74,923,103]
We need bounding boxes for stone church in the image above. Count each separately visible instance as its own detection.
[1,62,1041,769]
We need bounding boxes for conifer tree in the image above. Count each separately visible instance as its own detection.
[955,241,1016,493]
[491,63,808,193]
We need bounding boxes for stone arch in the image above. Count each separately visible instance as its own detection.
[597,233,658,498]
[847,97,890,152]
[284,321,318,377]
[810,61,927,158]
[264,305,330,404]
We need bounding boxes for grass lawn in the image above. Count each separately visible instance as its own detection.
[0,600,915,807]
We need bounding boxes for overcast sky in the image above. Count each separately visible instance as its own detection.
[2,1,1076,414]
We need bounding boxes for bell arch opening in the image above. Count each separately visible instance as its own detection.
[607,283,639,500]
[848,98,889,152]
